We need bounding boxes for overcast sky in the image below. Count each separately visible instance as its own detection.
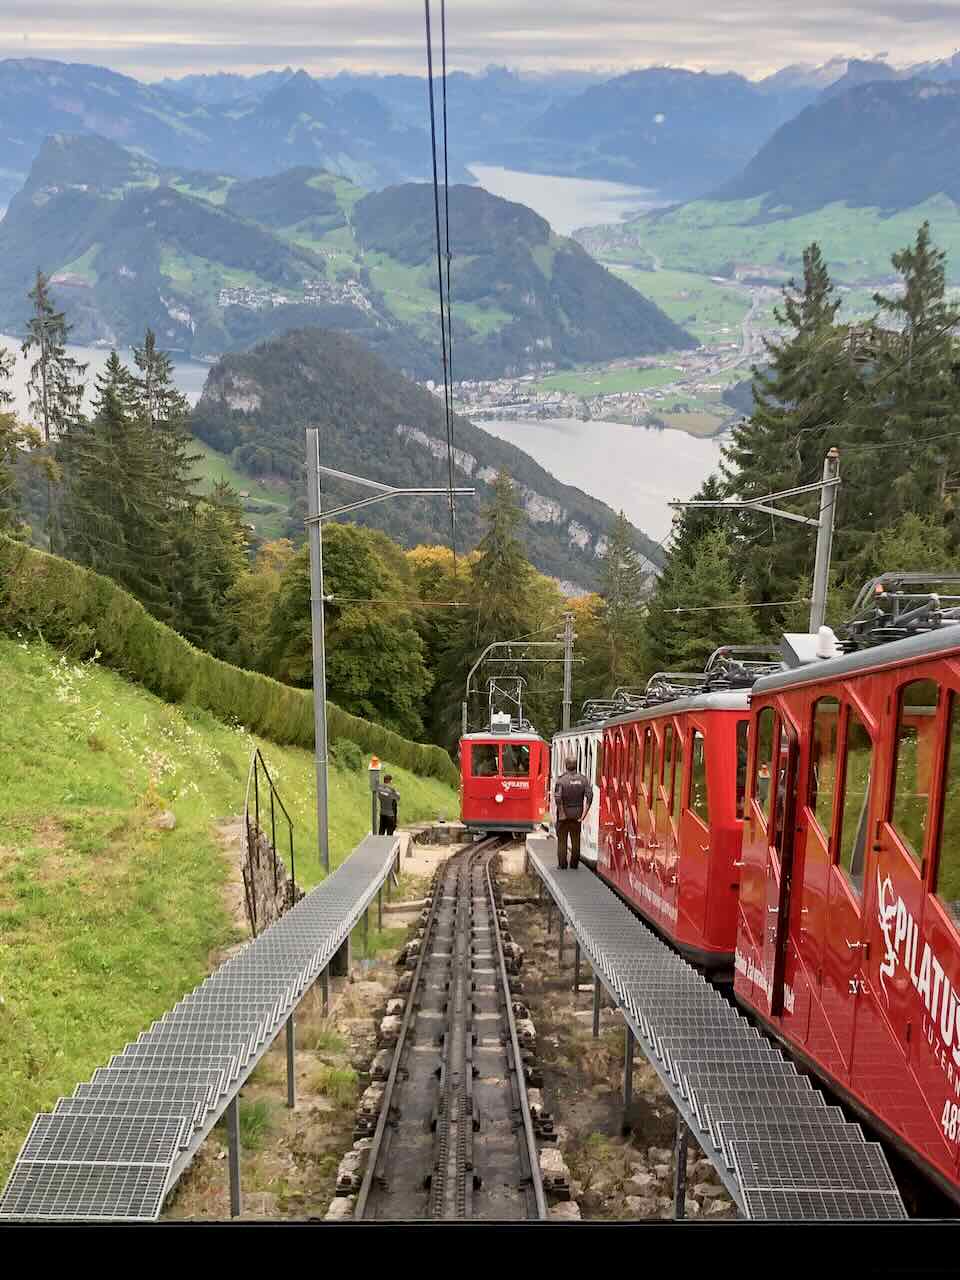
[1,1,960,81]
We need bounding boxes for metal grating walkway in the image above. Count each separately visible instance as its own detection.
[526,837,907,1221]
[0,835,400,1222]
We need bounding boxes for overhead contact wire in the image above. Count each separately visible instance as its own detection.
[424,0,458,577]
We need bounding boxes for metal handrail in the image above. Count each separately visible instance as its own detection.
[242,748,297,937]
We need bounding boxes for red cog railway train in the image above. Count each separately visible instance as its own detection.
[464,576,960,1206]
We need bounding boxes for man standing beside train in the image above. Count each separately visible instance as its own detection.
[554,754,593,871]
[377,774,400,836]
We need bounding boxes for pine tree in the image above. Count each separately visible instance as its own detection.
[599,509,647,691]
[722,244,858,625]
[863,223,960,538]
[21,271,86,443]
[644,529,761,672]
[58,356,170,610]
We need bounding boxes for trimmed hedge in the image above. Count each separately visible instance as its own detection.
[0,537,459,787]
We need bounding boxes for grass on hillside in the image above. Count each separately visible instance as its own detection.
[620,194,960,283]
[189,439,291,539]
[0,635,457,1183]
[609,266,751,343]
[535,364,681,397]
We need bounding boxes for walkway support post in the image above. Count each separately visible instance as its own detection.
[321,968,329,1018]
[285,1014,296,1110]
[227,1096,242,1218]
[623,1025,635,1123]
[573,942,581,994]
[674,1118,689,1219]
[592,975,601,1038]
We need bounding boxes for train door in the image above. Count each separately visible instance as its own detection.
[761,715,801,1019]
[864,677,944,1133]
[821,699,876,1076]
[654,722,672,882]
[680,723,710,941]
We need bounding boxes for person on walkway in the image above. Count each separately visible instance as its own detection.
[554,754,593,870]
[378,774,399,836]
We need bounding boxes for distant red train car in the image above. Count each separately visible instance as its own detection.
[597,650,780,970]
[460,715,550,834]
[735,579,960,1203]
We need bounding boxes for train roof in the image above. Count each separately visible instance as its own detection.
[600,688,750,728]
[755,622,960,696]
[460,731,545,743]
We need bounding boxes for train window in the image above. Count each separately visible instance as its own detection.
[936,693,960,926]
[735,721,749,819]
[690,730,709,824]
[837,711,873,896]
[627,732,638,795]
[671,731,684,823]
[663,724,674,790]
[596,738,604,784]
[891,679,940,869]
[752,707,777,820]
[502,744,530,777]
[646,729,657,800]
[472,744,499,777]
[809,697,840,842]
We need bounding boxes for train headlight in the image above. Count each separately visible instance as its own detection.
[495,793,504,804]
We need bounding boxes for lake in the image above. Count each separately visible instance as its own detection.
[468,165,662,237]
[474,417,724,544]
[0,333,210,417]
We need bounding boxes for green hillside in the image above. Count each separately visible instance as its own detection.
[0,634,457,1184]
[0,134,692,376]
[594,194,960,284]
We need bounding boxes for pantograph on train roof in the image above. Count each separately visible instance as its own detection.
[574,645,784,727]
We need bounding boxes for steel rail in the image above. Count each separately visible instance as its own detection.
[355,837,545,1220]
[485,854,547,1219]
[353,842,466,1219]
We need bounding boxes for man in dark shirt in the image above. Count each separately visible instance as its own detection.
[378,775,399,836]
[554,754,594,871]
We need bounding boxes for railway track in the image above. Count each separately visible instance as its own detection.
[355,837,546,1220]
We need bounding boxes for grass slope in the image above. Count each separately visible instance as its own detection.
[0,636,457,1182]
[615,195,960,282]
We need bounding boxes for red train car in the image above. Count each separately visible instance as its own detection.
[597,650,779,970]
[460,718,550,834]
[735,578,960,1203]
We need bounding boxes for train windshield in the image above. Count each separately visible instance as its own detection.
[502,744,530,776]
[472,744,499,777]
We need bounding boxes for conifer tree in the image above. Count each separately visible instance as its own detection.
[722,244,857,623]
[599,509,647,691]
[643,529,761,672]
[21,271,86,443]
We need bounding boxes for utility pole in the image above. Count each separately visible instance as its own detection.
[306,428,330,875]
[305,429,474,874]
[809,449,840,633]
[669,450,841,634]
[561,611,574,731]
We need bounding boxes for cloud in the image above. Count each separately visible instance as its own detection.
[3,0,960,79]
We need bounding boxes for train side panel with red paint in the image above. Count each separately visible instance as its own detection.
[597,693,750,969]
[459,732,549,833]
[735,627,960,1202]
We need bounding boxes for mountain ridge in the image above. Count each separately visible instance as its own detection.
[189,326,666,590]
[0,133,692,373]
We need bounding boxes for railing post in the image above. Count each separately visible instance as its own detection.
[289,825,296,904]
[253,757,261,854]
